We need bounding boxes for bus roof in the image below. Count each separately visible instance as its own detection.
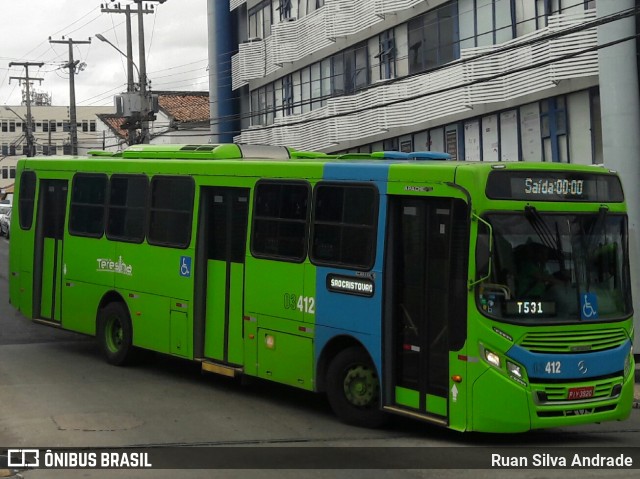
[28,144,617,177]
[85,144,454,162]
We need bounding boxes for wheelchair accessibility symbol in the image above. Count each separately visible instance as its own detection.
[580,292,598,320]
[180,256,192,278]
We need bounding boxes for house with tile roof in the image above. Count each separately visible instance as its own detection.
[98,91,210,151]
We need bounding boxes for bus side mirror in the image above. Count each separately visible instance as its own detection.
[469,215,492,289]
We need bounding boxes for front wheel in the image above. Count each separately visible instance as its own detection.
[97,302,134,366]
[326,346,388,428]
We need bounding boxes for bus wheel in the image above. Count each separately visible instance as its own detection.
[97,302,133,366]
[326,346,387,428]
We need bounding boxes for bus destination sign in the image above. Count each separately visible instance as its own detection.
[486,171,624,202]
[326,274,375,297]
[522,177,584,197]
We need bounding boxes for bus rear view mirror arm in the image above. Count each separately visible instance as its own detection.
[469,213,493,290]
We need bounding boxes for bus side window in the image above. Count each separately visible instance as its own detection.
[147,176,195,248]
[69,174,108,238]
[19,170,36,230]
[310,183,378,270]
[106,174,148,243]
[251,181,310,262]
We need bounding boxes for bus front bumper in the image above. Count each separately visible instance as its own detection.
[471,367,634,432]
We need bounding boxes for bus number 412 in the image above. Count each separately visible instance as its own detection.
[545,361,562,374]
[284,294,315,314]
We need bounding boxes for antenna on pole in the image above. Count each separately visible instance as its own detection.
[8,61,44,157]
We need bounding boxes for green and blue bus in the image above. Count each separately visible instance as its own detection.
[8,143,635,432]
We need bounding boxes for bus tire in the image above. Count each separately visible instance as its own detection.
[326,346,388,428]
[97,302,134,366]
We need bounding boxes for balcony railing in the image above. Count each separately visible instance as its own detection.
[234,10,599,151]
[230,0,246,11]
[231,0,427,88]
[373,0,425,15]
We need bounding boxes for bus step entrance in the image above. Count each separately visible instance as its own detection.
[33,317,63,328]
[199,360,243,378]
[383,406,448,426]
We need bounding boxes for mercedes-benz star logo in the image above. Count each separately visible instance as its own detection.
[578,360,588,375]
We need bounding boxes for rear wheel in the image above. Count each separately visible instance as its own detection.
[326,346,388,428]
[97,302,134,366]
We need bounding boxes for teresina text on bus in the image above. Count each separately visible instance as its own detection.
[326,274,374,297]
[96,256,133,276]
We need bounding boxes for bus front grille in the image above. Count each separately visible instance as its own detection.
[518,328,628,353]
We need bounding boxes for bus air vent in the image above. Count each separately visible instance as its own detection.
[180,145,216,151]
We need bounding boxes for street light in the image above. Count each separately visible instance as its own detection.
[4,106,34,157]
[4,106,23,119]
[94,33,140,87]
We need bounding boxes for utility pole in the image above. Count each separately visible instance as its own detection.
[101,0,164,145]
[101,2,146,145]
[101,3,136,93]
[49,37,91,156]
[134,0,166,144]
[8,61,44,157]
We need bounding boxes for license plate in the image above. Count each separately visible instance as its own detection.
[567,386,594,400]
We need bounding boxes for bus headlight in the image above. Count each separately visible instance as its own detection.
[484,349,501,368]
[507,361,523,379]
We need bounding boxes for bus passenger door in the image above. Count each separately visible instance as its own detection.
[34,179,68,322]
[385,196,468,424]
[196,187,249,366]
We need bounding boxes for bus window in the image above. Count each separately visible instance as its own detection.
[19,171,36,230]
[251,181,310,261]
[106,174,149,243]
[147,176,195,248]
[69,174,108,238]
[311,183,378,270]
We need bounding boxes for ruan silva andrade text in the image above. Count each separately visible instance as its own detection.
[492,453,633,468]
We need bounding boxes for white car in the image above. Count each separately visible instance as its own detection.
[0,208,11,239]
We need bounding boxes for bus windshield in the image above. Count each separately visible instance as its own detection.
[477,211,632,324]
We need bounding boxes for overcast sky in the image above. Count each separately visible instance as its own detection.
[0,0,209,108]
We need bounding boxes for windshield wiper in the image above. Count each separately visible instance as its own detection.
[524,206,564,262]
[585,206,609,251]
[574,207,608,294]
